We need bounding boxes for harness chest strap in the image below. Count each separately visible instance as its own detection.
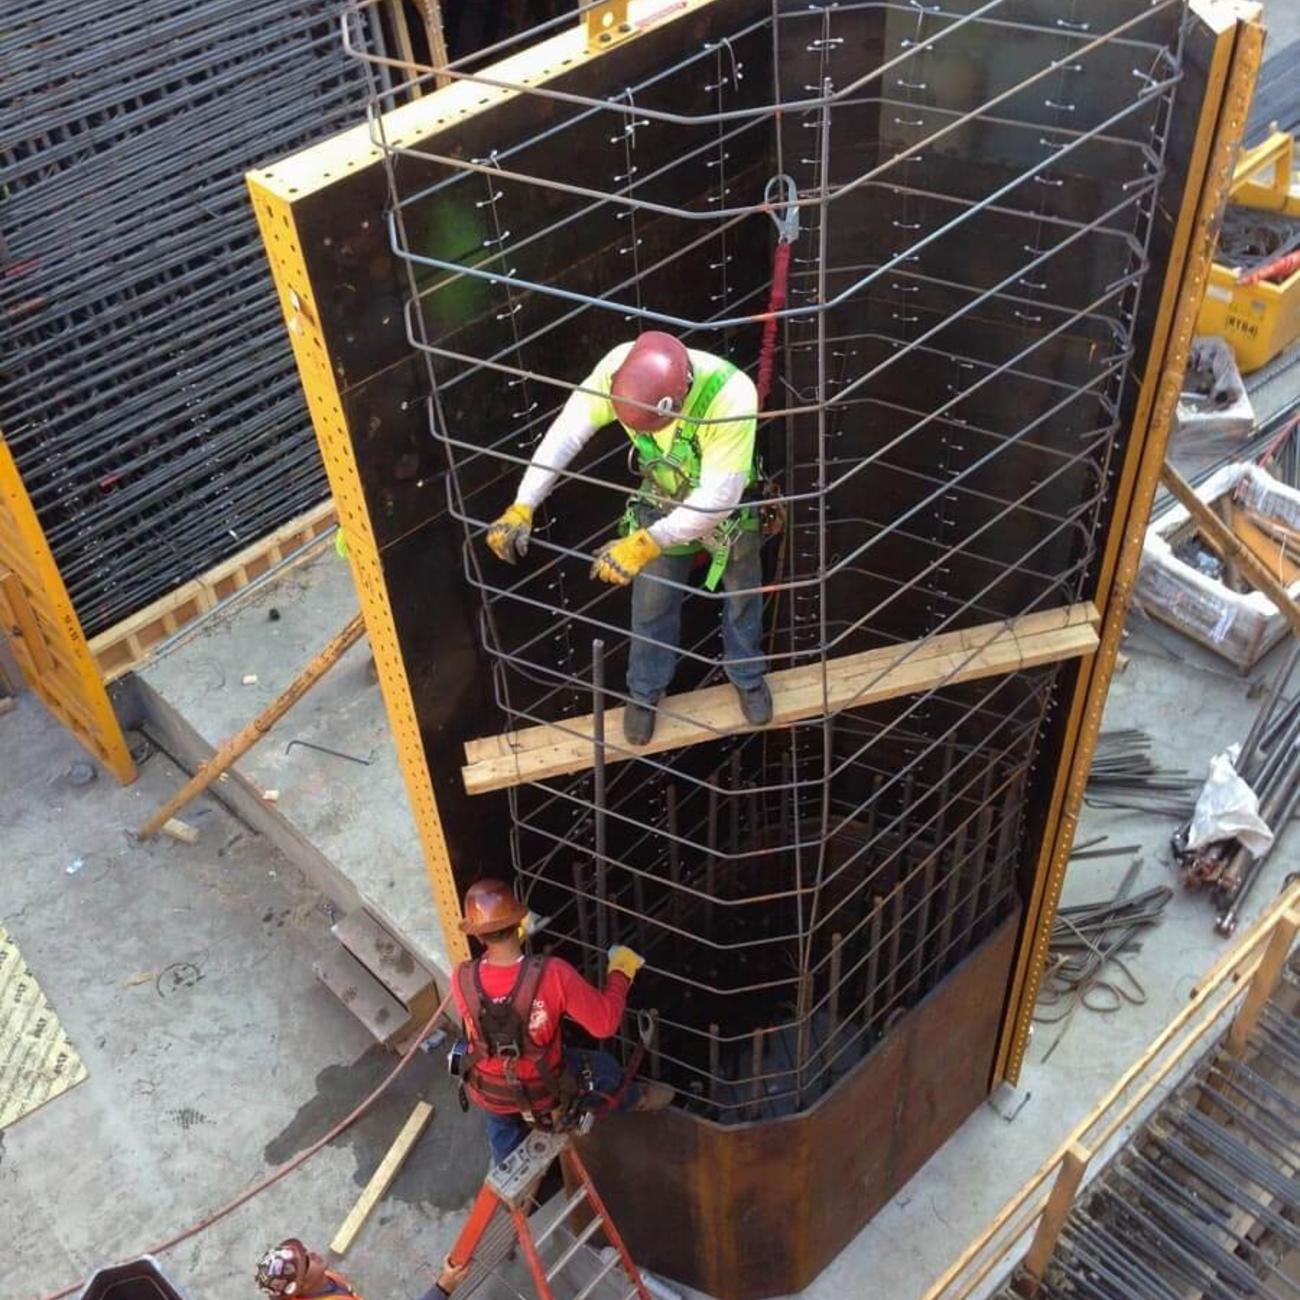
[623,361,759,588]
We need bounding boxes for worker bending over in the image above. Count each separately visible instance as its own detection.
[451,878,672,1164]
[255,1239,468,1300]
[487,331,771,745]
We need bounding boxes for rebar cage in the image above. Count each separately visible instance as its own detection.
[337,0,1188,1124]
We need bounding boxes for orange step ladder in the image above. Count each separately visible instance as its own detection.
[447,1128,651,1300]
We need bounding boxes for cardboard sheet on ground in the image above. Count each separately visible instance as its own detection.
[0,924,87,1129]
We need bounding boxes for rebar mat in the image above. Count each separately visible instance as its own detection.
[0,1,382,636]
[1003,957,1300,1300]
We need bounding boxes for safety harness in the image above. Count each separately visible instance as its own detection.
[455,956,574,1122]
[619,360,762,591]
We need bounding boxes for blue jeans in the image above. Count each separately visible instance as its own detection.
[480,1048,642,1165]
[627,524,765,704]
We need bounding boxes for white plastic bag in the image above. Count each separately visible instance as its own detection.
[1186,744,1274,856]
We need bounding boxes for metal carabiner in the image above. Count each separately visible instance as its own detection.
[763,173,800,245]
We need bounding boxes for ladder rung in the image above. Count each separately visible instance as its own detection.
[544,1214,604,1283]
[533,1185,589,1249]
[569,1250,621,1300]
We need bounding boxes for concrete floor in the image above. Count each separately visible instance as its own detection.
[136,547,450,979]
[3,601,1294,1300]
[1,694,484,1300]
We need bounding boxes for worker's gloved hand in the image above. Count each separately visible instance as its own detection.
[486,502,534,564]
[590,530,661,586]
[607,945,646,982]
[517,910,549,942]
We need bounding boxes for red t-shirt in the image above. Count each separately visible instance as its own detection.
[452,956,629,1113]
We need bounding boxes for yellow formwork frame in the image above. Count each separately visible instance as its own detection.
[243,182,470,966]
[993,0,1265,1084]
[246,0,717,966]
[0,435,136,783]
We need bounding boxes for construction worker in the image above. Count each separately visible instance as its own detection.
[486,331,772,746]
[255,1240,468,1300]
[451,878,672,1163]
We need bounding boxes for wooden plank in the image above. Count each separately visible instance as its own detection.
[160,817,200,846]
[1232,512,1300,587]
[1019,1143,1090,1291]
[331,1100,434,1254]
[461,604,1099,795]
[465,603,1095,766]
[89,499,336,682]
[1226,906,1298,1054]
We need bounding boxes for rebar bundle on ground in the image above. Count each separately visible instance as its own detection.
[1176,645,1300,933]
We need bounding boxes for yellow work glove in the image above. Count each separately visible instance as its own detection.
[486,502,533,564]
[517,910,549,942]
[607,944,646,982]
[590,529,661,586]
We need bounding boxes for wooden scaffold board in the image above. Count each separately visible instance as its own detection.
[462,602,1100,795]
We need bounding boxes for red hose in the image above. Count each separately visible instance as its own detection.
[755,240,791,411]
[34,990,454,1300]
[1239,248,1300,286]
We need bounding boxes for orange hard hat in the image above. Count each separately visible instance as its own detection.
[610,331,692,432]
[459,877,528,936]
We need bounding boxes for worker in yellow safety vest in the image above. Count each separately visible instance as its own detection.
[486,331,771,746]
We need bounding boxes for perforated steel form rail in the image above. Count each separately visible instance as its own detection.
[0,1,394,637]
[332,0,1190,1123]
[338,0,1191,1125]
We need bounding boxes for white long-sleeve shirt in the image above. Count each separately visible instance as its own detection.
[515,343,757,549]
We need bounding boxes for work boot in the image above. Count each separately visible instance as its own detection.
[631,1081,675,1112]
[736,678,773,726]
[623,700,657,746]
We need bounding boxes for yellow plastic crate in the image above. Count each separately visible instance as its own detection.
[1196,131,1300,373]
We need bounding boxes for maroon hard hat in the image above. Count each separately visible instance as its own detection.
[610,331,692,432]
[459,877,528,936]
[255,1240,313,1296]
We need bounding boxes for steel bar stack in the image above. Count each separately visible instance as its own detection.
[1176,645,1300,933]
[0,1,380,637]
[1002,953,1300,1300]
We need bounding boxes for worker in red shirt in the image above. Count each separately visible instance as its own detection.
[450,878,673,1163]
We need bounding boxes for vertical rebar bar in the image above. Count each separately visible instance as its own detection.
[591,638,609,954]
